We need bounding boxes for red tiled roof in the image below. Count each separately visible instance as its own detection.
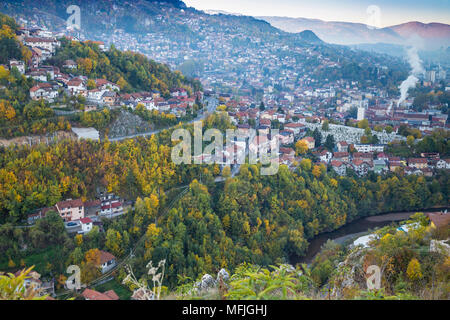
[408,158,427,164]
[99,250,116,265]
[334,152,349,158]
[285,123,305,128]
[103,290,119,300]
[24,37,55,43]
[67,79,83,86]
[101,201,122,210]
[56,199,84,209]
[82,288,118,300]
[80,217,93,224]
[331,160,344,167]
[84,200,101,208]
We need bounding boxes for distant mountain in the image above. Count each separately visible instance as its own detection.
[258,16,450,50]
[389,21,450,41]
[0,0,320,45]
[298,30,322,43]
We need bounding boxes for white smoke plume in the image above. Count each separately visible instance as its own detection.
[397,46,425,107]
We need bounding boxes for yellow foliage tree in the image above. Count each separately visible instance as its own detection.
[0,100,16,121]
[406,258,422,281]
[312,165,322,178]
[295,140,308,155]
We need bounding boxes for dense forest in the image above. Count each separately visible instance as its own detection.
[0,111,448,290]
[167,213,449,300]
[131,162,448,288]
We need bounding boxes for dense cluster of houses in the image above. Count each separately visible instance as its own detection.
[330,149,450,177]
[2,26,203,118]
[212,89,449,178]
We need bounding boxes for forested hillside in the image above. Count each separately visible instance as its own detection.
[131,159,448,288]
[48,38,202,97]
[0,12,201,139]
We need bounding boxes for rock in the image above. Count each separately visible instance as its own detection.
[106,109,153,138]
[194,274,217,292]
[217,268,229,282]
[201,274,217,288]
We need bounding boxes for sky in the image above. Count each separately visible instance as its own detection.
[183,0,450,27]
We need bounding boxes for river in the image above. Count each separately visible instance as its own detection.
[291,207,449,265]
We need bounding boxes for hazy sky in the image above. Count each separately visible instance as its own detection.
[183,0,450,27]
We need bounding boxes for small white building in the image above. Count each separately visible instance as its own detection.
[80,217,93,233]
[9,59,25,74]
[352,233,378,248]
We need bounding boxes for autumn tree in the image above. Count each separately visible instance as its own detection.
[295,140,308,155]
[406,258,422,282]
[81,249,101,284]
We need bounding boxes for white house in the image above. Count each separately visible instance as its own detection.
[331,160,347,176]
[80,217,93,234]
[354,144,385,153]
[30,83,59,102]
[100,200,124,217]
[9,59,25,74]
[23,37,59,53]
[99,251,116,274]
[141,100,156,111]
[67,79,86,96]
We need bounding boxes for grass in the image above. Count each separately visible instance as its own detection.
[93,279,133,300]
[0,245,66,275]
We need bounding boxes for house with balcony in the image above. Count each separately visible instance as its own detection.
[55,199,85,222]
[331,160,347,176]
[100,200,124,217]
[408,158,428,169]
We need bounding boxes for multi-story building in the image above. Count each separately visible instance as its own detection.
[55,199,85,222]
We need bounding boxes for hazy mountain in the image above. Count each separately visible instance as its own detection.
[298,30,322,43]
[0,0,322,44]
[258,16,450,50]
[389,21,450,41]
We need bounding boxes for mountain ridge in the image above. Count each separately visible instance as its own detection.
[257,15,450,50]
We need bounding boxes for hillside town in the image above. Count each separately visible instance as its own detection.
[0,1,448,304]
[1,27,203,121]
[2,24,449,180]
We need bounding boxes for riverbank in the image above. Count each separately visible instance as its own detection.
[291,207,449,265]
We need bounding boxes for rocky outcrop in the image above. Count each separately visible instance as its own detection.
[106,110,153,139]
[193,269,231,293]
[0,130,76,147]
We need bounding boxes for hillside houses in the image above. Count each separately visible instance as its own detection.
[9,59,25,74]
[23,37,59,54]
[329,149,448,177]
[16,28,202,119]
[67,78,87,96]
[27,193,126,232]
[30,83,59,102]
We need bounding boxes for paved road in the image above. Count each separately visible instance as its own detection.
[107,97,218,142]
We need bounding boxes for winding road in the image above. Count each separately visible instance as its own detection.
[107,97,218,142]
